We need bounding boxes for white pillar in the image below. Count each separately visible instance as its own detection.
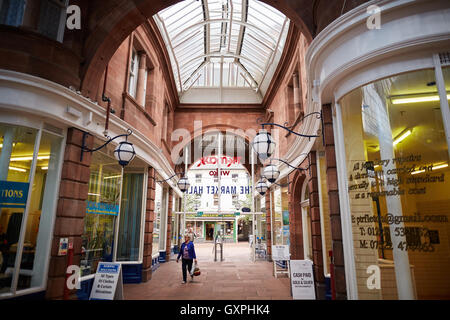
[368,84,415,300]
[0,127,15,180]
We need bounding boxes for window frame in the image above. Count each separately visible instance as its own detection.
[0,118,65,299]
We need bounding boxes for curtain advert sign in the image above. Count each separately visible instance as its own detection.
[90,262,123,300]
[290,260,316,300]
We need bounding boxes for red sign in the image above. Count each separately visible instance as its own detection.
[197,156,241,168]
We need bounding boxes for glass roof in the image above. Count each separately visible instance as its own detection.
[154,0,290,96]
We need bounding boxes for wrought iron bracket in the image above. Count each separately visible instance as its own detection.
[80,129,132,162]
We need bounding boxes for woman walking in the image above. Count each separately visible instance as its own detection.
[177,234,197,283]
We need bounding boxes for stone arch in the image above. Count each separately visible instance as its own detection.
[172,126,263,175]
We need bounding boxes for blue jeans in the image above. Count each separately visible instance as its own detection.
[181,258,193,282]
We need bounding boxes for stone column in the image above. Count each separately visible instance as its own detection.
[46,128,92,300]
[165,188,174,260]
[142,167,156,282]
[308,151,326,299]
[135,52,147,106]
[265,192,272,261]
[322,104,347,300]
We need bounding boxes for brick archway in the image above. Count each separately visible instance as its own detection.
[288,152,326,299]
[173,127,263,175]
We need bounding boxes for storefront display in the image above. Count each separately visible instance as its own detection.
[0,123,63,295]
[116,167,145,262]
[152,183,162,257]
[339,68,450,299]
[80,141,122,277]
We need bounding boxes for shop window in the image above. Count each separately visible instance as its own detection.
[116,172,144,262]
[0,124,63,295]
[152,183,162,257]
[80,141,122,277]
[340,68,450,299]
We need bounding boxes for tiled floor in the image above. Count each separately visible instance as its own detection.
[124,242,292,300]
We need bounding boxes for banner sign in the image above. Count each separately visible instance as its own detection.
[290,260,316,300]
[90,262,123,300]
[272,245,290,261]
[86,201,120,216]
[187,213,237,218]
[186,185,252,195]
[0,180,29,209]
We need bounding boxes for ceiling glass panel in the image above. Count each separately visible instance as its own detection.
[154,0,290,95]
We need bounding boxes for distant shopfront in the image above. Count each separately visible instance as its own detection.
[186,213,238,242]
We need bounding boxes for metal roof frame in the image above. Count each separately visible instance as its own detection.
[154,0,289,96]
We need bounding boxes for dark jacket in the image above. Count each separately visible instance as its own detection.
[177,241,196,260]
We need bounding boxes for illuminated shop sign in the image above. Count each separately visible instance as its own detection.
[196,156,241,167]
[0,180,29,209]
[86,200,120,216]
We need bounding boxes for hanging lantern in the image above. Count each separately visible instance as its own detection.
[263,164,280,183]
[251,130,276,161]
[256,179,268,196]
[177,176,190,193]
[114,141,136,167]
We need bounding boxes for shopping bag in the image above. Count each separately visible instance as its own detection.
[190,261,197,276]
[193,263,201,276]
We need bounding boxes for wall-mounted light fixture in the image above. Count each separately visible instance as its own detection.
[80,129,136,167]
[251,112,323,161]
[153,171,190,193]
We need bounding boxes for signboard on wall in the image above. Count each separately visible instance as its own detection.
[86,201,120,216]
[290,260,316,300]
[90,262,123,300]
[0,180,29,209]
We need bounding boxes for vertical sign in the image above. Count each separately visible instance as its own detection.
[290,260,316,300]
[90,262,123,300]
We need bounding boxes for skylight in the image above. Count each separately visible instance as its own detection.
[154,0,290,98]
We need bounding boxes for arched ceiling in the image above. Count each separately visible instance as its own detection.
[154,0,290,97]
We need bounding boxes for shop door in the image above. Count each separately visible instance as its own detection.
[205,223,215,240]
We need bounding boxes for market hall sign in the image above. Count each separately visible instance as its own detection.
[0,180,29,209]
[187,185,252,195]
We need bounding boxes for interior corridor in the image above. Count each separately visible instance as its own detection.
[124,243,292,300]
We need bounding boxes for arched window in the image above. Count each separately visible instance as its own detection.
[301,180,312,260]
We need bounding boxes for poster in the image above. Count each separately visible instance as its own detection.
[290,260,316,300]
[272,245,290,261]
